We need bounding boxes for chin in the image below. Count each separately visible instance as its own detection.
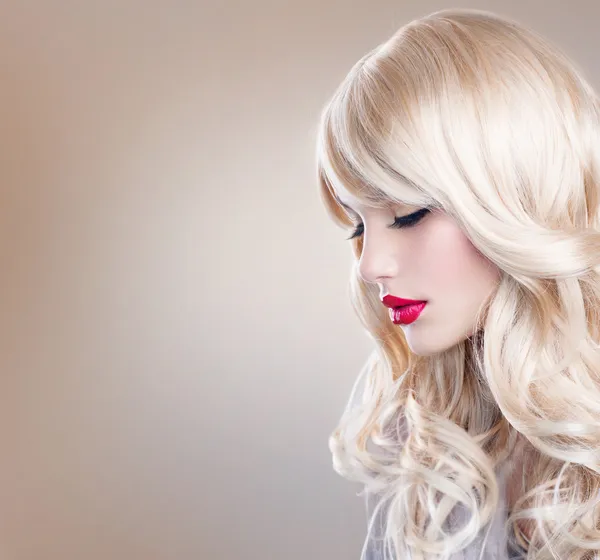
[404,333,468,357]
[405,342,443,357]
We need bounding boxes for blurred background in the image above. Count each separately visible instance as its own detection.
[0,1,598,559]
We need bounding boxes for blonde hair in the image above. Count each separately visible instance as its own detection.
[315,8,600,559]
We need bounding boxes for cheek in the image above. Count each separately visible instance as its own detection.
[420,216,497,292]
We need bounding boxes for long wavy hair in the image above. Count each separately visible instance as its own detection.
[315,8,600,560]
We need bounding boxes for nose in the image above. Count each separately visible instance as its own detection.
[357,229,402,284]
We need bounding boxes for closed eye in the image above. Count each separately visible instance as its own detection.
[347,208,431,240]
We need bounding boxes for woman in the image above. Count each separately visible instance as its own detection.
[315,8,600,559]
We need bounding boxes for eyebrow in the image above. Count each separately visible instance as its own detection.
[335,198,355,212]
[335,192,397,214]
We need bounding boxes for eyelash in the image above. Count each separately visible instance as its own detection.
[346,208,431,240]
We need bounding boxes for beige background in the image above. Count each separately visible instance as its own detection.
[0,1,598,559]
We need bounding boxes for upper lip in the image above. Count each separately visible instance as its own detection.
[381,294,426,308]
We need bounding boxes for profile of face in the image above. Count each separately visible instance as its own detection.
[335,184,501,357]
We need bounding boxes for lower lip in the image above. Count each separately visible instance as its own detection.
[389,302,427,325]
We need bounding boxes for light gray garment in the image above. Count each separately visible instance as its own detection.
[362,462,526,560]
[347,371,526,559]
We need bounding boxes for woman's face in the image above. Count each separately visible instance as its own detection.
[335,185,501,356]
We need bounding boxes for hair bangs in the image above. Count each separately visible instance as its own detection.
[316,50,439,228]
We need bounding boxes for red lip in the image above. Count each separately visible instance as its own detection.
[381,294,426,308]
[382,295,428,325]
